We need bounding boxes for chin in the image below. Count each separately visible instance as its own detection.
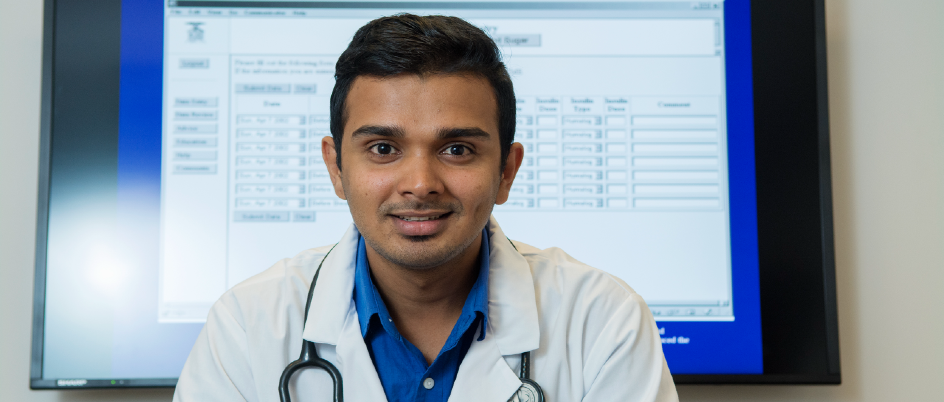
[403,235,434,243]
[366,235,469,270]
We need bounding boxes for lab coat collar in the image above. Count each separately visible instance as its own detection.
[484,216,541,356]
[301,224,360,345]
[301,216,541,357]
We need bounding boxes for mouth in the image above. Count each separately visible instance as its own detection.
[390,211,453,236]
[395,213,450,222]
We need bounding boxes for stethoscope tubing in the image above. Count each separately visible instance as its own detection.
[280,245,341,402]
[279,340,343,402]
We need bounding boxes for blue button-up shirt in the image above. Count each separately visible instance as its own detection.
[353,229,490,402]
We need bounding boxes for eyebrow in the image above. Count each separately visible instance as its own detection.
[436,127,491,141]
[350,125,492,141]
[351,125,405,139]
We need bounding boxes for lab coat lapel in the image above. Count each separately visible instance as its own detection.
[448,327,523,402]
[299,224,389,401]
[486,216,541,356]
[449,217,542,402]
[302,224,359,345]
[336,306,389,401]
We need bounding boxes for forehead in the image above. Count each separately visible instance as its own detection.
[343,73,499,138]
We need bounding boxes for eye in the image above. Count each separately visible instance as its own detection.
[443,144,472,156]
[369,142,396,155]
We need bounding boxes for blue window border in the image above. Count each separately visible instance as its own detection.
[659,0,763,374]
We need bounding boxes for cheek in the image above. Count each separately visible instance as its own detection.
[449,170,499,207]
[346,168,397,203]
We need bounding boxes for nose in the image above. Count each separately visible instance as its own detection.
[397,153,444,199]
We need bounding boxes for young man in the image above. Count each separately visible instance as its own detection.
[174,14,677,402]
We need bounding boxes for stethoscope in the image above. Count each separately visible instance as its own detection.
[279,242,545,402]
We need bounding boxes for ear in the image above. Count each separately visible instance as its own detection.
[321,136,346,200]
[495,142,525,205]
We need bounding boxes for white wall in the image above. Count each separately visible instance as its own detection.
[1,0,942,400]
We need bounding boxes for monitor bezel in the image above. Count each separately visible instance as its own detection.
[31,0,839,388]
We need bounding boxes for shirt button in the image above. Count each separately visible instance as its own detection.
[423,377,435,390]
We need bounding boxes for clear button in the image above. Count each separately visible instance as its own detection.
[423,378,435,390]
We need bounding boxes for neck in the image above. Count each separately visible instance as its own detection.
[364,233,483,320]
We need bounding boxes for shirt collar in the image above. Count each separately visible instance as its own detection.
[353,229,491,340]
[352,235,386,338]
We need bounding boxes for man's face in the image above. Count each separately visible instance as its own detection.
[322,74,523,270]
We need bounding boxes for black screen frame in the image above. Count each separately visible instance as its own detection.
[31,0,839,388]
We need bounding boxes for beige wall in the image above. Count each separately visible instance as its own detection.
[2,0,942,400]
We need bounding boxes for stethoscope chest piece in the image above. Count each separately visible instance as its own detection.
[509,379,544,402]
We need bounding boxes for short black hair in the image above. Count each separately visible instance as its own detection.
[330,14,516,170]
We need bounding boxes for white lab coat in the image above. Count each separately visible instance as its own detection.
[173,216,678,402]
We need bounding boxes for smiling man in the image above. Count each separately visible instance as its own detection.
[174,14,677,402]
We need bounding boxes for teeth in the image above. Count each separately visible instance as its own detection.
[399,215,442,222]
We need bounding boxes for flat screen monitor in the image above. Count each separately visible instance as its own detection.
[31,0,840,388]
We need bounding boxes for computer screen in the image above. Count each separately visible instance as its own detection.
[33,0,838,388]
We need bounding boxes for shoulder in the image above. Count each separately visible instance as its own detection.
[511,240,641,305]
[212,244,335,329]
[176,244,338,401]
[511,240,654,355]
[509,241,674,400]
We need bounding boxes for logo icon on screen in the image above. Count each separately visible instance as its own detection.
[187,22,204,42]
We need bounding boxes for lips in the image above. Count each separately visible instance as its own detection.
[397,214,445,222]
[391,212,452,236]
